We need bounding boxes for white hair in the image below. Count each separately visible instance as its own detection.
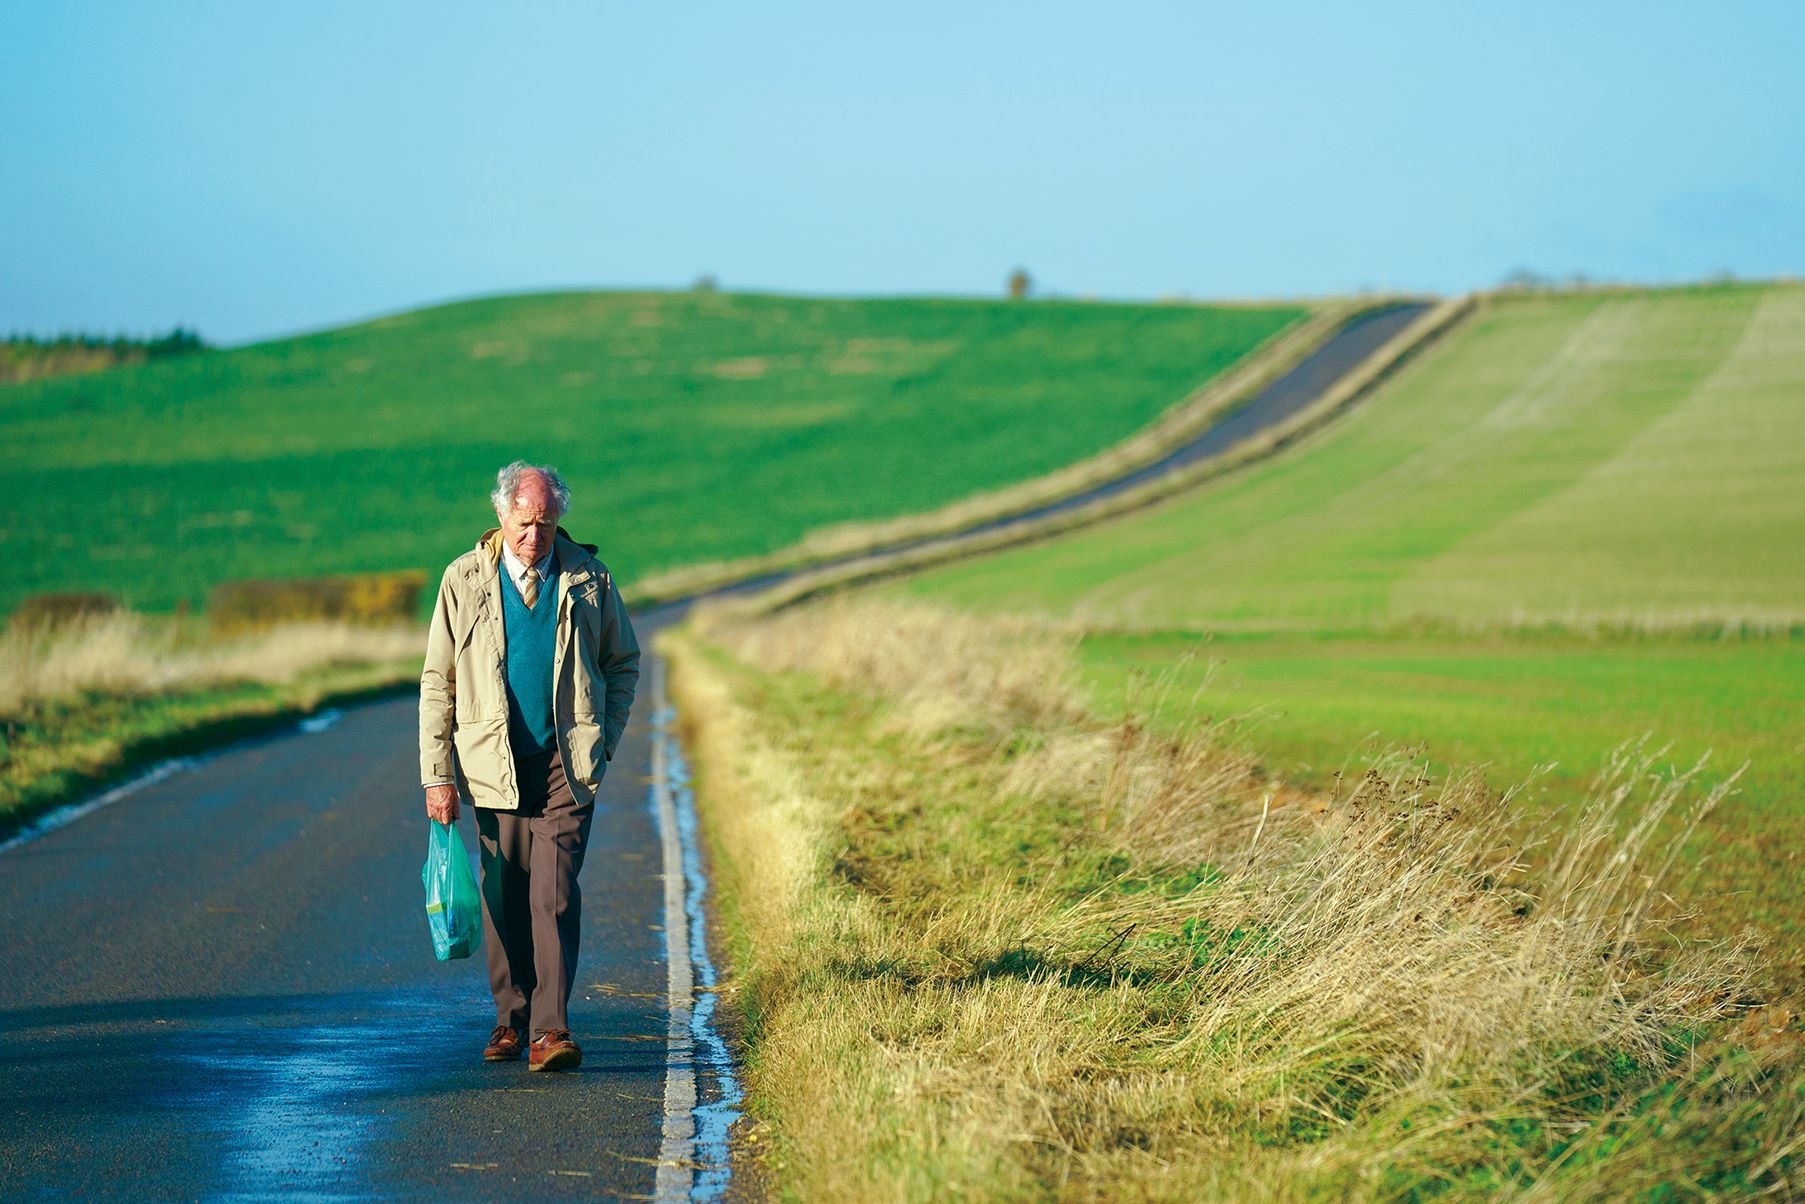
[491,461,571,518]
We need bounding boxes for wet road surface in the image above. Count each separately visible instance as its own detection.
[0,301,1431,1200]
[0,678,671,1199]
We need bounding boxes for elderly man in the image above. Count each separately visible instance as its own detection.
[419,461,640,1072]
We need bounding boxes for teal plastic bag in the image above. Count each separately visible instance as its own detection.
[422,820,482,960]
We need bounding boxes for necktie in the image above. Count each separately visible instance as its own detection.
[522,566,541,609]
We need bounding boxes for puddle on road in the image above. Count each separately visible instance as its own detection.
[166,990,461,1201]
[297,708,344,734]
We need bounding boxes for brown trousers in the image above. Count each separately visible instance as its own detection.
[475,747,594,1038]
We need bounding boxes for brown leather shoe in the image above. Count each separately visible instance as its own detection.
[483,1024,524,1062]
[528,1028,582,1072]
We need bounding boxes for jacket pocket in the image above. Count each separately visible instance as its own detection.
[453,715,512,807]
[565,713,605,790]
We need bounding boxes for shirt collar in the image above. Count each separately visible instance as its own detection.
[499,541,555,589]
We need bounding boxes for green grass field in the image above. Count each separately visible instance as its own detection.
[891,281,1805,976]
[0,290,1302,617]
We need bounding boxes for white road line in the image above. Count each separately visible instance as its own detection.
[652,653,698,1201]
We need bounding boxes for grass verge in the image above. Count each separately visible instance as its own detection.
[1073,627,1805,997]
[662,595,1803,1200]
[0,613,421,837]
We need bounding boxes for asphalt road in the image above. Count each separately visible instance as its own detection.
[0,302,1428,1201]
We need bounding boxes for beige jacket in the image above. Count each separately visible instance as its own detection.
[419,527,640,809]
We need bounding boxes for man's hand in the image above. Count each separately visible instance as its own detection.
[425,783,461,825]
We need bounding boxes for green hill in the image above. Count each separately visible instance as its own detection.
[892,281,1805,965]
[900,282,1805,629]
[0,290,1303,616]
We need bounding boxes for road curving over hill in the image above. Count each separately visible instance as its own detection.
[0,299,1439,1201]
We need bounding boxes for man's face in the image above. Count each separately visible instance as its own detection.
[499,477,560,565]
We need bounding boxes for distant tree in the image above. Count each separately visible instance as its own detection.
[149,325,205,357]
[692,274,719,293]
[1008,268,1032,300]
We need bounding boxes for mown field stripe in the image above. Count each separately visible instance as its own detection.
[1400,284,1805,619]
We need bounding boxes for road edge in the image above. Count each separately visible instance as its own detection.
[0,670,420,846]
[652,654,700,1199]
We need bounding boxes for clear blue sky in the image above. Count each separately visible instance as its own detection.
[4,1,1801,345]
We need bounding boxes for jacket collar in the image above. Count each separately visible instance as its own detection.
[473,526,600,589]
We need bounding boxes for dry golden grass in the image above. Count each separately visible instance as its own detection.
[205,569,427,633]
[0,610,422,716]
[665,595,1803,1200]
[0,610,425,831]
[1056,609,1805,643]
[0,344,135,383]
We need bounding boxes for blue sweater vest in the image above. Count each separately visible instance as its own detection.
[500,563,560,755]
